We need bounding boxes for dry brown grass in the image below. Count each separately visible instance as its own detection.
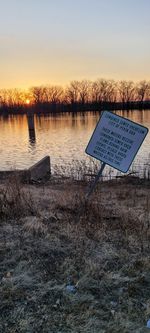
[0,173,35,220]
[0,175,150,332]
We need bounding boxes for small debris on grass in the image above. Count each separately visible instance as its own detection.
[66,284,77,294]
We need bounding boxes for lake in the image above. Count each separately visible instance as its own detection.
[0,110,150,177]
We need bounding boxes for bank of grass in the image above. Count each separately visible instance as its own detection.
[53,157,150,182]
[0,174,150,332]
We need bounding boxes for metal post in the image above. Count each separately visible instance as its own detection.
[85,162,106,199]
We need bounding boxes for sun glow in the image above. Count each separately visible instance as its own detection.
[26,99,30,105]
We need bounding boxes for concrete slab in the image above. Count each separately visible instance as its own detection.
[28,156,51,181]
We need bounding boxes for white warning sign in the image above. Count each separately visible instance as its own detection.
[86,111,148,173]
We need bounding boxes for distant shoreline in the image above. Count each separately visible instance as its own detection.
[0,100,150,115]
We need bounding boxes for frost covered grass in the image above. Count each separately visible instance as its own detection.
[0,175,150,332]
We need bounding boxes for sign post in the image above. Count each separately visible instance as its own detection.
[85,162,106,199]
[85,111,148,198]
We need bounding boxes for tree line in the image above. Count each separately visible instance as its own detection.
[0,79,150,113]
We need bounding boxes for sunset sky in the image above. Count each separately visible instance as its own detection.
[1,0,150,89]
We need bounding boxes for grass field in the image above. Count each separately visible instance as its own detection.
[0,174,150,332]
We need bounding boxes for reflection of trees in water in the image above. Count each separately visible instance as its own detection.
[0,110,150,174]
[118,109,148,125]
[35,112,95,131]
[34,111,114,132]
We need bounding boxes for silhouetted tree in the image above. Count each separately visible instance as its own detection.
[46,85,64,104]
[0,88,27,107]
[91,79,117,103]
[65,81,80,104]
[0,78,150,114]
[30,85,64,105]
[118,80,135,103]
[30,86,44,104]
[136,80,150,102]
[78,80,91,105]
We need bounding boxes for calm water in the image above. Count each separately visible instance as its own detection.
[0,110,150,175]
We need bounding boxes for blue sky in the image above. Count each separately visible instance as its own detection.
[0,0,150,88]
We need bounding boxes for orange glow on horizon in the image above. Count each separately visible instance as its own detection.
[26,99,30,105]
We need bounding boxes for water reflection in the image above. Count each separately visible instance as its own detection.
[0,110,150,172]
[28,128,36,146]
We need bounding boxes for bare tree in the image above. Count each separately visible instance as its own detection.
[65,81,80,104]
[30,86,45,104]
[136,80,150,102]
[118,80,135,103]
[91,79,117,103]
[78,80,91,104]
[0,89,8,106]
[91,80,101,103]
[0,88,27,106]
[45,85,64,104]
[30,85,64,105]
[1,78,150,113]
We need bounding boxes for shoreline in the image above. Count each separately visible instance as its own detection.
[0,103,150,116]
